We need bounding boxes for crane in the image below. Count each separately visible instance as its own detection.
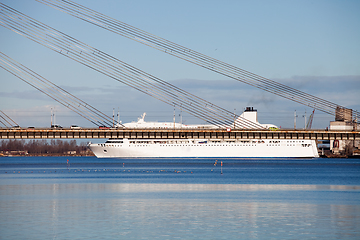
[306,109,315,129]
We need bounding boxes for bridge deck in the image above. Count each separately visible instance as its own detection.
[1,129,359,140]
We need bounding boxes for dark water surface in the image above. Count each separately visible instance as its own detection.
[1,157,359,239]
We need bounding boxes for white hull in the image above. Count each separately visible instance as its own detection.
[88,138,319,158]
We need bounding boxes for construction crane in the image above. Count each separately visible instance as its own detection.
[306,109,315,129]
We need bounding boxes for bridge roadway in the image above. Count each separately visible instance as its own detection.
[1,128,359,141]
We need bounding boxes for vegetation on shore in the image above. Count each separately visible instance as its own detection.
[0,139,94,156]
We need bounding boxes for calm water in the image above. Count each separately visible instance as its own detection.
[1,157,359,239]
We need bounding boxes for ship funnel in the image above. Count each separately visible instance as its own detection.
[239,107,258,123]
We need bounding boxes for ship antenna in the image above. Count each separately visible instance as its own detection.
[112,108,115,127]
[173,106,176,129]
[233,108,236,129]
[180,106,182,127]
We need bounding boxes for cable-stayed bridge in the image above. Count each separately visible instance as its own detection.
[0,1,359,138]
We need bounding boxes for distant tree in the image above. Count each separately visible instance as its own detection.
[0,139,90,155]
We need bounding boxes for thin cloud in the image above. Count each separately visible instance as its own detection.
[1,75,359,129]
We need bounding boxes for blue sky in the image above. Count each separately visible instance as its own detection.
[1,0,359,129]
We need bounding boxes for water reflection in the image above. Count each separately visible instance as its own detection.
[2,182,359,194]
[107,183,360,192]
[1,183,359,239]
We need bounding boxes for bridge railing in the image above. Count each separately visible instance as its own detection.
[1,128,359,141]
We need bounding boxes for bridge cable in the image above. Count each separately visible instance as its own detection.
[0,52,118,127]
[0,110,18,128]
[37,0,359,122]
[0,2,239,128]
[0,3,264,129]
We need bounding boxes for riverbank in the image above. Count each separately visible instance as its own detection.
[0,150,94,157]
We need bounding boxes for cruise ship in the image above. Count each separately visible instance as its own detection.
[88,108,319,158]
